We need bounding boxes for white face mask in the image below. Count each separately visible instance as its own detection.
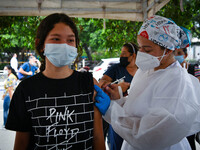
[32,62,37,66]
[44,43,78,67]
[135,49,166,71]
[3,70,8,75]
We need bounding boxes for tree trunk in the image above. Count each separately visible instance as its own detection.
[83,43,92,61]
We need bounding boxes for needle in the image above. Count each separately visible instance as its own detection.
[102,76,126,90]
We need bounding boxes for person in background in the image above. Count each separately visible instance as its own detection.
[99,42,138,93]
[175,47,200,150]
[174,48,200,81]
[2,65,18,127]
[99,42,138,150]
[18,55,40,80]
[10,53,18,73]
[5,13,105,150]
[96,15,200,150]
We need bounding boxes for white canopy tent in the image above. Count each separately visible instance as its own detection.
[0,0,170,21]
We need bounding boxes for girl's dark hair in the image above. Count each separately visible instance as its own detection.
[35,13,82,71]
[123,42,139,55]
[5,65,18,79]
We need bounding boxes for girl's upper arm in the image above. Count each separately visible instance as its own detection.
[93,78,99,100]
[14,131,31,150]
[92,77,106,150]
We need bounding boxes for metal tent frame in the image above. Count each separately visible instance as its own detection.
[0,0,170,21]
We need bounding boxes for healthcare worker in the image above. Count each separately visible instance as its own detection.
[95,15,200,150]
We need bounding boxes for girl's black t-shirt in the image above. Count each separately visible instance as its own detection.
[6,71,94,150]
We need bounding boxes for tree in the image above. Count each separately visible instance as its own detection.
[157,0,200,38]
[0,0,200,65]
[0,16,42,63]
[76,18,141,61]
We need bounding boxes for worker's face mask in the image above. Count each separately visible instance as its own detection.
[174,55,184,64]
[44,43,78,67]
[135,49,166,71]
[120,57,130,67]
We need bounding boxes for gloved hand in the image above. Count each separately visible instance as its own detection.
[94,85,110,115]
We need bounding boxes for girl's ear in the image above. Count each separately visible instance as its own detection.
[41,47,44,52]
[131,53,136,61]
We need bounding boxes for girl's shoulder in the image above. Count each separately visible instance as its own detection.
[73,70,93,79]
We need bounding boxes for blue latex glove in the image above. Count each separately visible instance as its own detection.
[94,85,110,115]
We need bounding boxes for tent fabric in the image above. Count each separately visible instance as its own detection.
[0,0,170,21]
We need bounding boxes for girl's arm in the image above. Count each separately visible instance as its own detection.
[93,78,106,150]
[7,86,14,100]
[14,132,31,150]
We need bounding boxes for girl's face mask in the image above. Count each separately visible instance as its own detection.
[44,43,78,67]
[135,49,166,71]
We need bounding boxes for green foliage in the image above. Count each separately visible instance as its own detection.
[0,0,200,63]
[0,16,42,58]
[76,18,141,61]
[157,0,200,38]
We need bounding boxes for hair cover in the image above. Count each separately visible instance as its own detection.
[138,15,192,50]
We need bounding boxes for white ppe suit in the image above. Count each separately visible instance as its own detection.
[104,61,200,150]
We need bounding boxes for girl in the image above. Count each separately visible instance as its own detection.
[6,13,105,150]
[2,65,17,126]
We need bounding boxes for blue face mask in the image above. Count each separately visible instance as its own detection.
[44,43,78,67]
[174,55,185,64]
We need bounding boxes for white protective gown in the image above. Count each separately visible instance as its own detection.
[104,61,200,150]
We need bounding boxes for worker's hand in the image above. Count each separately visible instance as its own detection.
[101,82,111,95]
[94,85,110,115]
[104,84,120,100]
[118,82,130,96]
[99,80,111,89]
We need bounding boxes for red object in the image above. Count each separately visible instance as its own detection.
[140,31,149,39]
[83,66,90,71]
[185,44,189,48]
[95,68,102,71]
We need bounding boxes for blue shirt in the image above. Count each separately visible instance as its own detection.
[18,62,38,79]
[103,63,133,83]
